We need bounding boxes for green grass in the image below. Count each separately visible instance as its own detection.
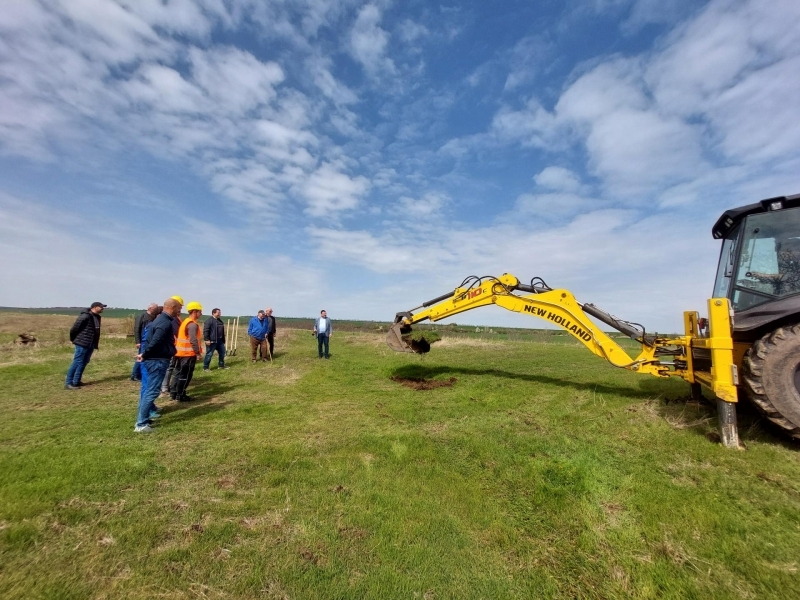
[0,314,798,599]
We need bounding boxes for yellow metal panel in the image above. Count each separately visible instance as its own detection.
[732,342,750,371]
[705,298,738,403]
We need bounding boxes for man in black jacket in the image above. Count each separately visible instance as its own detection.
[131,303,159,381]
[135,298,180,432]
[203,308,228,371]
[265,307,277,358]
[65,302,105,389]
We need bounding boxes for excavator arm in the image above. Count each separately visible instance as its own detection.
[388,273,669,376]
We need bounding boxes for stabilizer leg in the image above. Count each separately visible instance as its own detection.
[716,399,740,449]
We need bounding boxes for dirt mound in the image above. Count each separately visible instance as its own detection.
[391,376,457,390]
[14,333,37,345]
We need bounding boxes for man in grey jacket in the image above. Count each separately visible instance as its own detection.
[313,309,332,359]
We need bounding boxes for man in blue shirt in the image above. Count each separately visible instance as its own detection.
[313,309,332,359]
[134,298,180,433]
[247,310,271,363]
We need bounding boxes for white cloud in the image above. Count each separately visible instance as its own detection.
[622,0,698,32]
[534,166,587,194]
[307,226,457,273]
[708,56,800,162]
[349,4,397,79]
[503,35,549,92]
[395,192,449,217]
[206,160,284,210]
[490,99,564,149]
[189,46,285,114]
[307,56,359,105]
[397,19,429,45]
[299,162,371,216]
[514,192,598,221]
[120,64,206,114]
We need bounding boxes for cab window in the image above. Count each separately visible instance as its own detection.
[732,208,800,310]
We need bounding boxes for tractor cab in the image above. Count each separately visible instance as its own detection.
[712,194,800,339]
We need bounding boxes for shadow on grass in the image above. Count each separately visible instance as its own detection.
[161,400,234,424]
[390,363,654,400]
[192,380,236,399]
[83,373,136,386]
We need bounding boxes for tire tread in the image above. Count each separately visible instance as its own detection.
[742,324,800,440]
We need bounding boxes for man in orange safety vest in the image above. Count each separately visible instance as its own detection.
[170,301,204,402]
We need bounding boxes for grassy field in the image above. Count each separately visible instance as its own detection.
[1,313,798,599]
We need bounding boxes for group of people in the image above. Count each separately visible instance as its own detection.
[64,298,334,433]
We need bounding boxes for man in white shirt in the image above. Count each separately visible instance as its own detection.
[313,309,332,359]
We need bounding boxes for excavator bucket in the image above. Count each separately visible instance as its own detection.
[387,322,416,353]
[386,323,436,354]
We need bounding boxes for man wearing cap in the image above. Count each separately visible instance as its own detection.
[161,295,184,395]
[170,301,204,401]
[65,302,105,389]
[247,310,271,363]
[131,303,159,381]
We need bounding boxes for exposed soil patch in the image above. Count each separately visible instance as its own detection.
[391,376,457,390]
[14,333,37,345]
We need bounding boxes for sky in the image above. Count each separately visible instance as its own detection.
[1,0,799,332]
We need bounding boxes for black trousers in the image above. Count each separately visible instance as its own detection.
[267,333,274,357]
[161,356,179,392]
[170,356,197,399]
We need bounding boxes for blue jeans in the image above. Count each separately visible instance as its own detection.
[138,359,159,414]
[137,359,169,427]
[203,342,226,369]
[317,334,329,358]
[131,346,143,380]
[66,345,94,386]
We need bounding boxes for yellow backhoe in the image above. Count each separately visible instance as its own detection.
[388,193,800,447]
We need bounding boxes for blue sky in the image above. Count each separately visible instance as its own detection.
[1,0,799,331]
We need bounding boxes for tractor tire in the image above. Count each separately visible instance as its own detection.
[742,324,800,440]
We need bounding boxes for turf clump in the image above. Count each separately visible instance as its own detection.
[401,330,441,353]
